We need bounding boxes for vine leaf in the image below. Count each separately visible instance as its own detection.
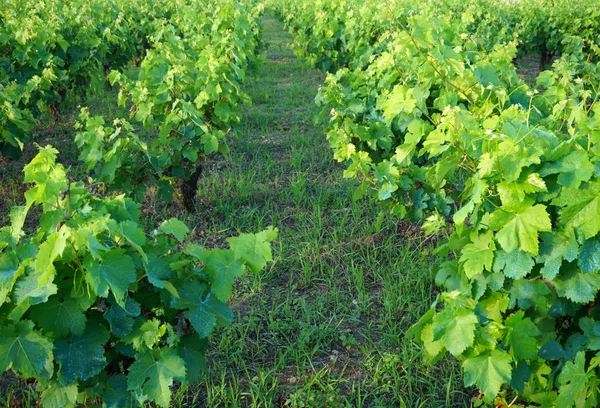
[555,266,600,304]
[84,249,136,306]
[29,297,87,337]
[0,320,53,379]
[554,182,600,239]
[177,335,207,383]
[160,218,189,243]
[504,311,540,360]
[489,202,551,255]
[557,352,590,407]
[463,349,513,397]
[460,232,495,279]
[195,249,245,301]
[227,226,278,273]
[541,150,594,189]
[578,237,600,273]
[54,322,110,384]
[432,307,478,356]
[171,280,233,339]
[127,348,186,408]
[102,374,136,408]
[493,250,534,280]
[40,382,78,408]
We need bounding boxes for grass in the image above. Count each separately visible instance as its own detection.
[168,15,470,407]
[0,14,472,408]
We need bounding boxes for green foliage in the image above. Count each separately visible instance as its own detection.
[0,146,277,407]
[74,0,264,205]
[274,0,600,405]
[0,0,173,158]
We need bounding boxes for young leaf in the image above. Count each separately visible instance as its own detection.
[227,227,278,273]
[160,218,190,243]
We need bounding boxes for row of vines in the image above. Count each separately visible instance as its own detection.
[271,0,600,406]
[0,0,276,407]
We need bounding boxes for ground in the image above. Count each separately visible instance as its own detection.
[0,14,471,408]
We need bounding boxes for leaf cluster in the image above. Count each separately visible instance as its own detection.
[274,0,600,405]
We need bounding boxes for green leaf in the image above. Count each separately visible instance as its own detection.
[504,311,541,360]
[145,253,172,289]
[54,322,109,384]
[578,237,600,273]
[538,230,578,280]
[463,349,513,398]
[541,150,594,189]
[34,228,68,285]
[510,361,531,394]
[135,101,154,123]
[0,252,20,305]
[177,335,207,383]
[554,182,600,239]
[421,324,445,363]
[104,298,141,337]
[8,206,28,244]
[120,221,147,262]
[160,218,189,243]
[23,146,68,207]
[474,64,500,86]
[460,232,495,279]
[489,201,551,255]
[84,249,136,306]
[14,272,58,306]
[171,280,232,338]
[432,307,478,357]
[509,279,552,309]
[579,317,600,350]
[102,374,136,408]
[199,249,245,302]
[127,348,186,408]
[497,174,547,207]
[479,292,509,322]
[214,102,231,122]
[124,319,166,351]
[557,352,591,407]
[493,250,534,280]
[378,84,416,124]
[538,340,566,361]
[226,226,278,273]
[40,382,78,408]
[555,266,600,304]
[29,297,86,337]
[453,178,486,233]
[0,321,53,379]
